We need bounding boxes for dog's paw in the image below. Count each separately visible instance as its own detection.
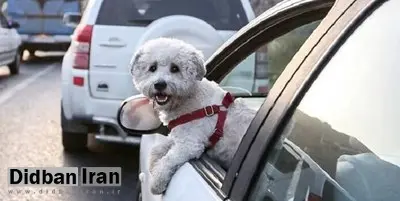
[149,156,160,176]
[150,178,168,195]
[150,165,170,195]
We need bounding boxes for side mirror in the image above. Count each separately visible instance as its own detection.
[63,12,81,28]
[117,95,168,136]
[8,20,19,29]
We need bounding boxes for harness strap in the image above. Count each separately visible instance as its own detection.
[167,105,222,130]
[167,93,234,147]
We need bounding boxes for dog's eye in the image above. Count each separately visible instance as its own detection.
[149,64,157,72]
[170,64,180,73]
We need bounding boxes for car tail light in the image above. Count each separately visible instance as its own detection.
[73,76,84,86]
[71,24,93,70]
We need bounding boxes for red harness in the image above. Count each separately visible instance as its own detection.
[167,93,235,147]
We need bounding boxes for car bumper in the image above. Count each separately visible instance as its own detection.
[62,59,141,145]
[92,116,141,145]
[20,34,71,51]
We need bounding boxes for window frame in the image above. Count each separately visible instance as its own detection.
[187,0,335,199]
[231,0,388,200]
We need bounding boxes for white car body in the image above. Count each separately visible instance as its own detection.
[139,98,265,201]
[0,10,21,73]
[61,0,257,145]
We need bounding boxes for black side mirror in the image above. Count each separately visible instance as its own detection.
[8,20,19,29]
[117,94,169,136]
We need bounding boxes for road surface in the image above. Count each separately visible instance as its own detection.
[0,54,139,201]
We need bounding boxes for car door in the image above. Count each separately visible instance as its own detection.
[228,0,399,201]
[139,0,335,200]
[0,11,11,65]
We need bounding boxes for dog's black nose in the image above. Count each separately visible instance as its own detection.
[154,81,167,91]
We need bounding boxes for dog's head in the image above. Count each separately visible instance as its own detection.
[130,38,206,110]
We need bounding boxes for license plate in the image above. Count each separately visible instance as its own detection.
[31,35,55,43]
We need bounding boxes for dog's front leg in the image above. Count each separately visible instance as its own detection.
[149,138,174,175]
[150,142,204,194]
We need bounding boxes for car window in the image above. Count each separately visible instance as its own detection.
[220,20,321,96]
[202,19,323,174]
[0,11,8,28]
[248,1,400,201]
[95,0,249,30]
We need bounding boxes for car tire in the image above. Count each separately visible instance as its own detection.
[62,131,88,152]
[8,51,21,75]
[61,101,90,132]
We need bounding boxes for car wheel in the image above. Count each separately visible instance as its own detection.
[62,131,88,152]
[8,51,21,75]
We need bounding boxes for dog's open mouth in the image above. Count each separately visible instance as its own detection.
[154,93,170,105]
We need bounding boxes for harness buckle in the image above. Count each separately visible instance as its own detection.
[204,106,215,116]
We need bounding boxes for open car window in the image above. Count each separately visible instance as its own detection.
[219,20,321,97]
[193,17,324,189]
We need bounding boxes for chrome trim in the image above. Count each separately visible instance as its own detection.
[95,135,141,145]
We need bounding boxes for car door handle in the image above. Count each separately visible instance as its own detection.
[99,41,127,48]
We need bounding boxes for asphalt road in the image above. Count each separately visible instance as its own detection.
[0,53,139,201]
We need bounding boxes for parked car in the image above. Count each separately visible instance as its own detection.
[6,0,82,56]
[60,0,258,151]
[0,10,21,75]
[117,0,400,200]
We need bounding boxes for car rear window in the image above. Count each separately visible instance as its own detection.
[95,0,250,30]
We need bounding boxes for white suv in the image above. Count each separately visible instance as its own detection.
[61,0,257,151]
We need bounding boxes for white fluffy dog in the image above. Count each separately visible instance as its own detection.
[129,38,257,194]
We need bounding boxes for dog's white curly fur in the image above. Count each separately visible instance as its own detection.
[130,38,257,194]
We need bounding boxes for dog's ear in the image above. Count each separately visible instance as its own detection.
[191,50,206,81]
[129,50,143,76]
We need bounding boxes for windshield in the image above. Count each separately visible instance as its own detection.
[297,1,400,167]
[96,0,249,30]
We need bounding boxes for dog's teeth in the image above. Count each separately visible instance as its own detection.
[156,95,168,103]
